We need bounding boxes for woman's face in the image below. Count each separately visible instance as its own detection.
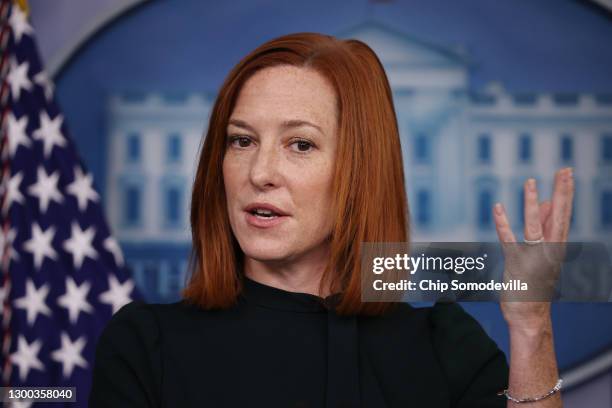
[223,65,338,264]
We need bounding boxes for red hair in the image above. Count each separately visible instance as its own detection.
[182,32,410,316]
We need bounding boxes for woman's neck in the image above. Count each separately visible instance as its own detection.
[243,246,332,298]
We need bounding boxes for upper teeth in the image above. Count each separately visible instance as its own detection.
[254,208,275,215]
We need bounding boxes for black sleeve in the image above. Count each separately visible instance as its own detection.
[88,301,163,408]
[429,302,509,408]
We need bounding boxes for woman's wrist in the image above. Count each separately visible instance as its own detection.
[508,316,554,358]
[503,302,552,334]
[507,317,560,406]
[508,314,553,337]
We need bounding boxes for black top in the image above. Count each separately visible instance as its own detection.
[89,275,509,407]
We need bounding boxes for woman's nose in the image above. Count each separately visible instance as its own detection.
[249,142,281,189]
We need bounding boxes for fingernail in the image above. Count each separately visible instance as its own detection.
[527,178,536,191]
[564,167,573,182]
[494,202,503,215]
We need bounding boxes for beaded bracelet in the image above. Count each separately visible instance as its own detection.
[497,378,563,403]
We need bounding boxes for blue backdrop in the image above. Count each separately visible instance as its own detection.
[44,0,612,375]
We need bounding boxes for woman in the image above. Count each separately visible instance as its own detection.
[89,33,572,407]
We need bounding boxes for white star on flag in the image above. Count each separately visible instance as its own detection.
[63,222,98,269]
[104,236,124,267]
[99,274,135,314]
[28,166,64,213]
[34,70,54,101]
[23,223,58,270]
[57,276,93,324]
[7,58,32,100]
[50,332,89,379]
[7,400,33,408]
[14,279,52,326]
[11,336,45,381]
[8,5,33,43]
[67,166,100,212]
[6,113,31,157]
[32,110,67,158]
[3,171,25,214]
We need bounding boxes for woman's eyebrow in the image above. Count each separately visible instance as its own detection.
[280,119,323,134]
[227,119,256,132]
[228,118,324,135]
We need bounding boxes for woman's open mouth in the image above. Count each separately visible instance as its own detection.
[250,208,280,218]
[244,208,288,228]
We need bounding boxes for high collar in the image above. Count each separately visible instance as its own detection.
[240,274,342,313]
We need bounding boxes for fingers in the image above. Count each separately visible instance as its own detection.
[549,167,574,242]
[539,200,552,227]
[523,178,543,242]
[493,203,516,243]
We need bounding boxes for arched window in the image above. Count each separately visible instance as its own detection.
[477,189,493,229]
[413,132,430,164]
[165,186,182,226]
[560,134,573,163]
[126,132,141,163]
[416,189,431,226]
[124,184,141,226]
[477,134,491,164]
[518,133,532,163]
[167,132,182,162]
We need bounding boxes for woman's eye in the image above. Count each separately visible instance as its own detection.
[228,136,252,148]
[291,140,314,153]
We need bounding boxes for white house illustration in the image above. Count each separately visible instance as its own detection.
[105,22,612,302]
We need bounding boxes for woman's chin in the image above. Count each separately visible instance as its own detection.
[241,244,292,263]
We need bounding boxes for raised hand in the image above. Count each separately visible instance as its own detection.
[492,167,574,328]
[492,168,572,407]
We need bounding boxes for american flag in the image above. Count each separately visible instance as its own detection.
[0,1,138,406]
